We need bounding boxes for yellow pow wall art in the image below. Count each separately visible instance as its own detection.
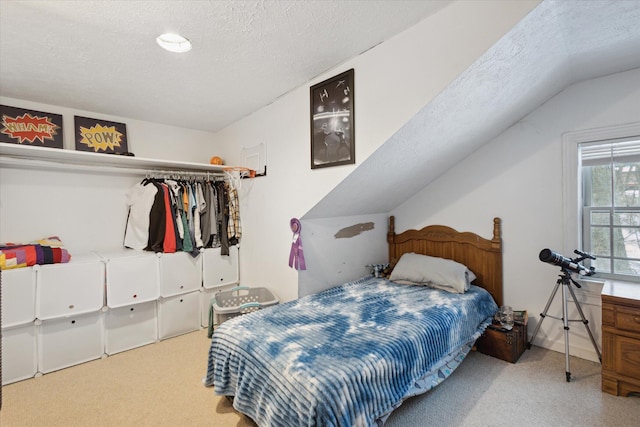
[74,115,128,154]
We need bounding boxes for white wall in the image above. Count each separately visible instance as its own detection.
[0,1,540,303]
[392,68,640,362]
[298,214,388,297]
[0,96,216,162]
[211,1,539,303]
[0,96,217,253]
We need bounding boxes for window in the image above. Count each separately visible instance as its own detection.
[563,123,640,283]
[580,137,640,281]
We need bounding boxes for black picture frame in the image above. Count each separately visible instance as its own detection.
[74,115,128,154]
[0,105,63,148]
[310,68,355,169]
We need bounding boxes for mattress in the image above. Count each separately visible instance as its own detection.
[205,276,497,426]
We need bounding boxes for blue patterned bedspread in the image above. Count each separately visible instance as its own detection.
[205,276,497,426]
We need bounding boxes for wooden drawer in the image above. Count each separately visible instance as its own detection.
[601,282,640,396]
[615,307,640,335]
[602,302,615,327]
[614,335,640,379]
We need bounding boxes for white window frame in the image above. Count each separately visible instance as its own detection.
[562,122,640,283]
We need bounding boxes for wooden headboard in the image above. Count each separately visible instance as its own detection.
[387,216,503,307]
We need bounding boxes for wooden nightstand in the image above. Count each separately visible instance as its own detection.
[601,282,640,396]
[476,311,528,363]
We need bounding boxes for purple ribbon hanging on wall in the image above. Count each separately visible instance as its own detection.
[289,218,306,270]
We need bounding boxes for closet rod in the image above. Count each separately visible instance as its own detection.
[0,156,226,178]
[146,169,226,179]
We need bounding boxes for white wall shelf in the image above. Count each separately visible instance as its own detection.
[0,142,228,175]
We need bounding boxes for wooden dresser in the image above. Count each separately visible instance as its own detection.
[601,282,640,396]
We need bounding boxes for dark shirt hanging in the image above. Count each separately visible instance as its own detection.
[146,181,166,253]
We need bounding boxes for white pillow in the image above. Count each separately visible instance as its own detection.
[389,252,476,293]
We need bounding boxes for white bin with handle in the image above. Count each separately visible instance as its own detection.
[208,286,278,337]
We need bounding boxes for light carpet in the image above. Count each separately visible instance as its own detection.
[1,328,638,426]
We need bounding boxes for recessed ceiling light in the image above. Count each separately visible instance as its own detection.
[156,33,192,53]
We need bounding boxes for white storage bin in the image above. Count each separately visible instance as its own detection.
[159,251,202,297]
[100,250,159,308]
[200,285,237,328]
[202,245,239,289]
[38,311,105,374]
[158,290,200,340]
[200,287,216,328]
[212,286,279,325]
[37,253,104,320]
[2,322,38,385]
[2,266,37,328]
[105,301,158,355]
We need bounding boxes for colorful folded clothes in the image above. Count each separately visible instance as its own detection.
[0,236,72,270]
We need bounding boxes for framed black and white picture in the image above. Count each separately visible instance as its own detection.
[310,68,355,169]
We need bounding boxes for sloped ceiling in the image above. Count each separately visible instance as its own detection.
[0,0,449,133]
[303,0,640,219]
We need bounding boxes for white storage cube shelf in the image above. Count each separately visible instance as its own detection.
[158,291,200,340]
[38,311,105,374]
[101,250,159,308]
[159,251,202,297]
[2,246,244,384]
[2,322,38,385]
[2,266,37,328]
[36,253,105,320]
[202,245,239,289]
[105,301,158,355]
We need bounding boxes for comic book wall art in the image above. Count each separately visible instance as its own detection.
[0,105,64,148]
[74,116,128,154]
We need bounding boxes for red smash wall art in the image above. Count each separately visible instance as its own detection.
[0,105,64,148]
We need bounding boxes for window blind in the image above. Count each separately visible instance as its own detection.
[581,136,640,166]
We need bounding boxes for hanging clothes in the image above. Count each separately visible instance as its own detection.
[123,174,241,256]
[165,180,184,252]
[146,181,167,253]
[179,182,195,253]
[160,183,177,253]
[209,182,220,248]
[214,180,230,255]
[227,181,241,245]
[193,181,206,249]
[123,181,158,250]
[201,181,212,247]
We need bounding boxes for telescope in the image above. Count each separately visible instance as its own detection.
[532,248,601,382]
[539,248,596,276]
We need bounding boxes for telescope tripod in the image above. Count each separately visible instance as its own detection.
[527,269,602,382]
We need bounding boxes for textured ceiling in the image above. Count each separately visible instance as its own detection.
[0,0,450,133]
[304,0,640,219]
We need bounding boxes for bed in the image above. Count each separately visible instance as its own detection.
[205,216,503,426]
